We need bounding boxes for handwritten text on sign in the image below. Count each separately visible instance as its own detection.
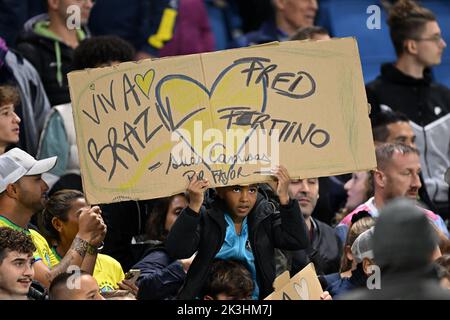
[68,39,376,204]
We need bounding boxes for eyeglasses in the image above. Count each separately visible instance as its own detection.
[412,34,445,44]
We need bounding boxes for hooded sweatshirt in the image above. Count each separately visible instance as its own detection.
[1,44,50,156]
[366,63,450,209]
[16,14,88,106]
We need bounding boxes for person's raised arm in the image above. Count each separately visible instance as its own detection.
[33,206,106,287]
[271,166,310,250]
[166,173,208,258]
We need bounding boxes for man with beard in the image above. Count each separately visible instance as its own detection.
[276,177,341,276]
[336,143,449,243]
[0,148,106,288]
[0,227,35,300]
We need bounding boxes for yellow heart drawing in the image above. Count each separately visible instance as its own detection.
[155,60,267,174]
[135,69,155,98]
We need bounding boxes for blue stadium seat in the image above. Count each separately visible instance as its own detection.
[316,0,396,83]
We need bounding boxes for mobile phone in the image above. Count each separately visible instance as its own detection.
[124,269,140,284]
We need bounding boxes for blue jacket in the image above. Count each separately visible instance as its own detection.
[231,20,288,48]
[327,265,367,299]
[133,246,186,300]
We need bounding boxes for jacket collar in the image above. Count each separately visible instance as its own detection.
[380,63,432,86]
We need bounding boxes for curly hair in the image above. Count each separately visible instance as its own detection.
[72,36,135,70]
[0,227,36,264]
[387,0,436,56]
[202,259,254,300]
[0,85,20,107]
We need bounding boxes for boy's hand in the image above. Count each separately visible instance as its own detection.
[272,165,290,205]
[320,291,333,300]
[179,252,196,273]
[187,173,209,214]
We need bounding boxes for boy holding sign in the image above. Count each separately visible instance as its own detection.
[166,165,309,299]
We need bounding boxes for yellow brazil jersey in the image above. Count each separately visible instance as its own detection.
[51,248,125,292]
[0,215,58,268]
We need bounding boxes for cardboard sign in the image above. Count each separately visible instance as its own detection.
[264,263,323,300]
[67,38,376,204]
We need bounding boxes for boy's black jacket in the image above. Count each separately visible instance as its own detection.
[166,192,309,299]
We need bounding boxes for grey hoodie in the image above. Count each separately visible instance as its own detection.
[5,50,50,156]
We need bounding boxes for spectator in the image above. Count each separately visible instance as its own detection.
[335,172,373,225]
[366,0,449,219]
[343,198,450,299]
[328,227,375,298]
[322,215,375,291]
[0,85,21,154]
[166,166,309,299]
[32,35,147,272]
[89,0,178,59]
[39,189,125,293]
[371,110,435,211]
[336,143,449,243]
[0,37,50,156]
[371,111,416,148]
[0,148,106,288]
[276,177,341,276]
[232,0,318,47]
[202,259,253,300]
[16,0,94,106]
[37,35,135,192]
[49,270,104,300]
[132,193,194,300]
[0,227,35,300]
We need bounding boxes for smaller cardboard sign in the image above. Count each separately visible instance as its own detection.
[264,263,323,300]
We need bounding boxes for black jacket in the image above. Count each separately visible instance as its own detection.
[366,63,450,213]
[16,14,89,106]
[289,218,342,276]
[166,194,309,299]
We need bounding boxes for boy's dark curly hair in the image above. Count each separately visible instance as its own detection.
[0,227,36,263]
[72,35,135,70]
[202,259,254,300]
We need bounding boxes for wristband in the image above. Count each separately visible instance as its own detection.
[87,242,104,255]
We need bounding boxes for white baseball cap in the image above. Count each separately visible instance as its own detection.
[0,148,57,193]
